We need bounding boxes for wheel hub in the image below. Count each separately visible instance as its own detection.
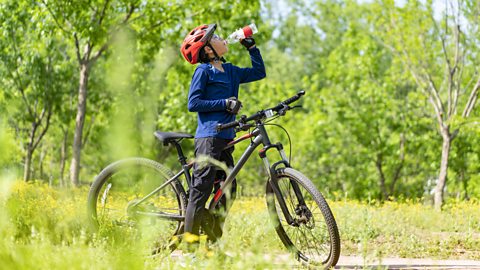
[294,204,314,228]
[126,199,141,218]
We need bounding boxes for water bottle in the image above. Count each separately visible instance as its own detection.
[226,23,258,44]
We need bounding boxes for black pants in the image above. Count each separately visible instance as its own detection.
[184,137,237,239]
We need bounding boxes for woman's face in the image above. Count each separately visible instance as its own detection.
[206,34,228,57]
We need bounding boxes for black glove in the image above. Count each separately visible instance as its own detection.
[225,97,242,114]
[240,37,256,49]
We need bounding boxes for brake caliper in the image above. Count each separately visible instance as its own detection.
[295,204,313,227]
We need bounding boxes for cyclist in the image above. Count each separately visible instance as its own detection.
[180,23,266,243]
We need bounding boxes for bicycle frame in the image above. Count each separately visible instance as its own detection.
[130,121,302,225]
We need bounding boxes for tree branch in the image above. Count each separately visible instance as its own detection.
[429,95,445,131]
[7,28,36,119]
[8,69,34,119]
[451,24,463,118]
[33,99,39,120]
[147,21,165,31]
[98,0,111,26]
[32,106,52,151]
[388,4,453,131]
[462,77,480,117]
[28,121,38,151]
[74,32,82,64]
[82,115,96,147]
[90,3,135,63]
[40,0,71,35]
[90,42,108,63]
[83,42,93,62]
[123,3,135,24]
[37,106,47,124]
[431,3,454,118]
[388,12,445,120]
[426,73,446,119]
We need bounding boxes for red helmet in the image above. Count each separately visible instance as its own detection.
[181,24,217,64]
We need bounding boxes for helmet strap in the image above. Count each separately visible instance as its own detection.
[206,44,226,63]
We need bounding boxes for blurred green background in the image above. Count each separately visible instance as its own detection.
[1,0,480,206]
[1,1,480,268]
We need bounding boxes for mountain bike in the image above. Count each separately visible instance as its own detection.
[87,91,340,268]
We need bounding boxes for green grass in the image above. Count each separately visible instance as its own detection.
[333,198,480,261]
[1,181,479,269]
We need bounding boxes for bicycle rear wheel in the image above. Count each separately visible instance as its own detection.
[87,158,187,251]
[266,168,340,268]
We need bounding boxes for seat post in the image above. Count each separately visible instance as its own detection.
[171,140,188,166]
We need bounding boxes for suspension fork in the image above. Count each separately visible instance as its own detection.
[290,180,306,206]
[261,143,298,225]
[268,169,296,225]
[274,144,306,207]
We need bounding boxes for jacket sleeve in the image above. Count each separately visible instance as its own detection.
[187,67,226,112]
[235,47,267,84]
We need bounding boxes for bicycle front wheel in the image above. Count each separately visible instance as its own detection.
[266,168,340,268]
[87,158,187,251]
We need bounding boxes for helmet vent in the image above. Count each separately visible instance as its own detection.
[194,35,203,42]
[184,44,191,50]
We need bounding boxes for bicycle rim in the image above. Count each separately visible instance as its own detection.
[266,168,340,267]
[88,158,187,250]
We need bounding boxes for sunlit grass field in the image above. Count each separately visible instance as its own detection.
[1,181,479,269]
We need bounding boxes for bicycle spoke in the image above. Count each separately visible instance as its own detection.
[284,179,297,214]
[279,186,304,249]
[304,224,330,259]
[296,227,316,258]
[304,226,327,257]
[285,185,302,246]
[113,219,136,227]
[100,207,123,213]
[268,170,339,267]
[89,159,186,253]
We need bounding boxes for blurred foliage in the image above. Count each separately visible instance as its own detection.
[0,182,478,269]
[0,0,479,201]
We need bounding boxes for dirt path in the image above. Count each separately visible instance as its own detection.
[170,251,480,269]
[336,256,480,269]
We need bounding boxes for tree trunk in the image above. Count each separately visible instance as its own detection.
[60,128,68,187]
[23,147,33,181]
[389,133,405,197]
[375,153,388,200]
[24,122,37,181]
[70,61,89,187]
[39,146,46,180]
[434,127,451,211]
[461,170,469,201]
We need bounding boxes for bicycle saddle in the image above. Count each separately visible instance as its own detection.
[154,131,194,143]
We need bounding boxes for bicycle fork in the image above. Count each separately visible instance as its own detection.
[261,143,306,226]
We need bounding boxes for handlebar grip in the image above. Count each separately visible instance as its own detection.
[282,90,306,105]
[216,121,239,131]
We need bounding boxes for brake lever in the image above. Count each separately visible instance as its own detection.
[235,123,253,132]
[278,104,291,116]
[234,115,251,132]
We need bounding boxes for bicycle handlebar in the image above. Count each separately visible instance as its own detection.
[217,90,305,131]
[280,90,305,106]
[218,120,240,130]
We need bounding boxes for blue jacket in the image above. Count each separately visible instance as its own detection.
[188,47,266,139]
